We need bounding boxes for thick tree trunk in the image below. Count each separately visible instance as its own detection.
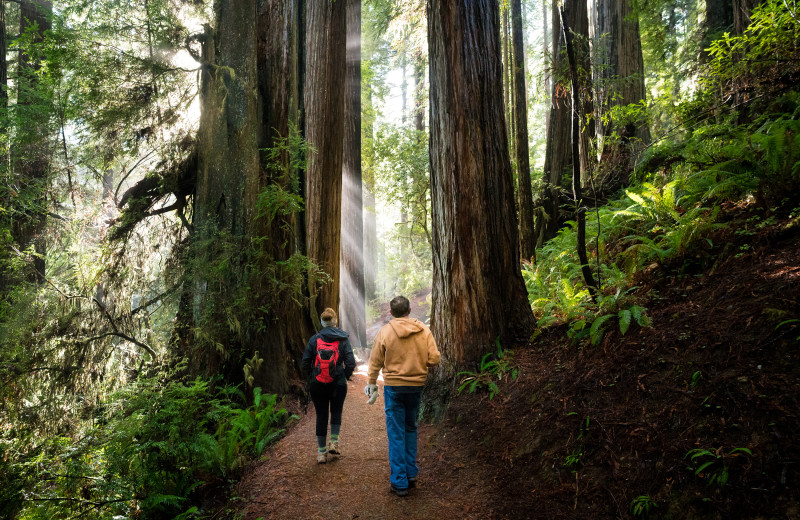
[15,0,53,285]
[702,0,734,61]
[304,0,346,314]
[561,7,598,298]
[194,1,261,380]
[538,0,583,247]
[189,0,311,392]
[512,0,534,261]
[428,0,535,378]
[595,0,650,147]
[340,0,367,350]
[570,0,594,188]
[257,0,315,385]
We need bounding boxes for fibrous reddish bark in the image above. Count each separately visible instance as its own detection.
[428,0,535,375]
[189,0,311,392]
[304,0,346,314]
[538,0,587,247]
[512,0,534,260]
[340,0,367,350]
[594,0,650,145]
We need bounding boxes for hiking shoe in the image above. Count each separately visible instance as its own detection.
[390,485,408,497]
[328,440,340,455]
[317,451,327,464]
[408,477,417,488]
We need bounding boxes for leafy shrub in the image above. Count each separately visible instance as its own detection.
[7,375,295,520]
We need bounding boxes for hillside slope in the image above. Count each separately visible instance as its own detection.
[428,215,800,519]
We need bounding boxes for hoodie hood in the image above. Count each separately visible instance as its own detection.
[319,326,349,341]
[389,317,425,339]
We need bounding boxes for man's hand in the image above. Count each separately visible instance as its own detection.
[364,384,379,405]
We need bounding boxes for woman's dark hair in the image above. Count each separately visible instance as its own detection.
[390,296,410,318]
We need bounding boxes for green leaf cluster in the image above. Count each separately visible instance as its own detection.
[457,339,519,400]
[2,374,295,520]
[685,446,753,487]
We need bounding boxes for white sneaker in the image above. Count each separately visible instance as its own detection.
[317,450,327,464]
[328,440,340,455]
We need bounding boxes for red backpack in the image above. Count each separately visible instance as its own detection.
[313,338,340,383]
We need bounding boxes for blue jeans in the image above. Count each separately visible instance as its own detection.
[383,385,422,489]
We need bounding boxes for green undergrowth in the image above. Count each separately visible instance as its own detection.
[526,91,800,344]
[2,368,296,520]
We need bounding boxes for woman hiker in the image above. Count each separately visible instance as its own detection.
[302,308,356,463]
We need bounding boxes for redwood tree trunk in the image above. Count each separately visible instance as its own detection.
[538,0,584,247]
[561,7,598,298]
[189,0,311,392]
[193,0,261,381]
[15,0,53,285]
[304,0,346,315]
[512,0,534,261]
[428,0,535,377]
[595,0,650,147]
[340,0,367,350]
[702,0,734,61]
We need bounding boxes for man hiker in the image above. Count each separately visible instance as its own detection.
[365,295,441,496]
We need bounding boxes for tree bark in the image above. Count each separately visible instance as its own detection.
[512,0,534,261]
[340,0,367,350]
[189,0,312,392]
[595,0,650,147]
[537,0,584,248]
[427,0,535,379]
[560,7,598,298]
[543,0,550,125]
[193,1,261,381]
[15,0,53,285]
[304,0,346,314]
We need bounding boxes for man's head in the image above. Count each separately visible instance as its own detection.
[390,296,410,318]
[320,307,337,327]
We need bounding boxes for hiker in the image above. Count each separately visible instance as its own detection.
[365,296,441,496]
[302,307,356,464]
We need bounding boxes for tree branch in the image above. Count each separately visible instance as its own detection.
[85,331,157,359]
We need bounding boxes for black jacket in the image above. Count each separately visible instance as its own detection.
[302,326,356,385]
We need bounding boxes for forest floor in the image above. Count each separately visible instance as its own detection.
[235,207,800,519]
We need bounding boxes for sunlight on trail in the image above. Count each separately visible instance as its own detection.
[354,362,384,382]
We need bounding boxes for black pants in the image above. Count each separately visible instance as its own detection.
[310,382,347,436]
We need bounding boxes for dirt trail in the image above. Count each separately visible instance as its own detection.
[237,366,487,520]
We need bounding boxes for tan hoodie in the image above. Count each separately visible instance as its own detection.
[368,317,441,386]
